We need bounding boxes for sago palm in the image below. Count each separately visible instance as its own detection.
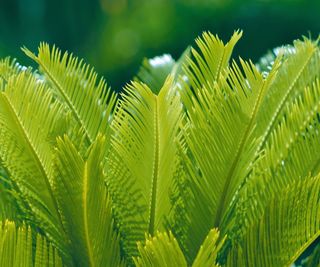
[0,30,319,266]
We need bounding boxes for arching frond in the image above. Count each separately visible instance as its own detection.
[183,30,242,92]
[0,72,69,258]
[23,44,116,145]
[255,38,320,151]
[108,77,184,261]
[175,51,280,261]
[0,220,63,267]
[226,175,320,267]
[53,135,122,267]
[0,57,27,89]
[228,78,320,244]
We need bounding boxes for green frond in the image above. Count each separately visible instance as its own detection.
[183,30,242,92]
[192,228,225,267]
[0,72,69,257]
[134,231,187,267]
[108,77,184,260]
[228,78,320,245]
[0,220,63,267]
[175,52,280,261]
[53,134,122,267]
[22,43,117,145]
[226,175,320,267]
[255,38,320,151]
[0,57,28,89]
[134,228,225,267]
[0,168,21,221]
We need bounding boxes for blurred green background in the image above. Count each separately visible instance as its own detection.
[1,0,320,90]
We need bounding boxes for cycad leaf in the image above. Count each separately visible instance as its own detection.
[53,135,122,267]
[134,231,187,267]
[226,175,320,267]
[255,38,320,151]
[192,228,225,267]
[183,30,242,92]
[108,77,183,260]
[23,43,116,144]
[0,72,68,256]
[0,57,27,89]
[0,220,63,267]
[134,228,224,267]
[177,50,280,261]
[229,78,320,244]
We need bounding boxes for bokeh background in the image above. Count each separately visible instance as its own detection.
[1,0,320,90]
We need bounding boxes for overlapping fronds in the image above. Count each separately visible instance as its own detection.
[0,31,319,267]
[0,220,63,267]
[226,78,320,247]
[0,72,69,256]
[183,30,242,92]
[134,228,224,267]
[226,176,320,267]
[53,135,122,267]
[108,77,184,261]
[255,38,320,151]
[174,30,281,261]
[23,44,116,145]
[134,231,187,267]
[0,57,28,89]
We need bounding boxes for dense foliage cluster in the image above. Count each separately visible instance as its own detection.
[0,31,319,266]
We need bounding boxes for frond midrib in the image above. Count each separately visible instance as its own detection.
[148,94,160,235]
[82,161,95,267]
[257,45,315,151]
[1,93,61,220]
[214,77,268,227]
[29,54,93,144]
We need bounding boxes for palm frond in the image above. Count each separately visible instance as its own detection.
[183,30,242,92]
[134,228,225,267]
[0,220,63,267]
[255,38,320,151]
[23,43,116,145]
[53,134,122,266]
[0,57,27,89]
[175,44,280,261]
[108,77,184,260]
[228,78,320,244]
[192,228,225,267]
[0,72,69,257]
[226,175,320,267]
[134,231,187,267]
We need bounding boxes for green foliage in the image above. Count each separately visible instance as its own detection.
[0,30,319,267]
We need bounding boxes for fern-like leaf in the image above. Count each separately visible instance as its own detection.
[23,44,116,145]
[0,72,69,257]
[226,175,320,266]
[53,135,122,266]
[108,77,184,261]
